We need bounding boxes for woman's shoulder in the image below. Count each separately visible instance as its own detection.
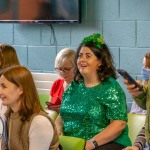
[32,115,52,124]
[30,114,54,131]
[51,78,64,88]
[64,81,82,93]
[53,78,64,84]
[30,111,53,123]
[69,80,83,88]
[104,77,119,86]
[103,77,124,91]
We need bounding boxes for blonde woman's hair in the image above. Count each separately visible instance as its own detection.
[55,48,76,68]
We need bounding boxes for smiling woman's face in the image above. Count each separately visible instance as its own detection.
[0,75,23,112]
[77,46,101,77]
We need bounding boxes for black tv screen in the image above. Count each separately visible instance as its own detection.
[0,0,81,24]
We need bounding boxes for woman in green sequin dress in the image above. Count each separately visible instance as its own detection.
[55,33,131,150]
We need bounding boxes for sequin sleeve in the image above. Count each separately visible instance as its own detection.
[100,79,128,121]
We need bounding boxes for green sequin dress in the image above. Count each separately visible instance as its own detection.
[60,77,131,147]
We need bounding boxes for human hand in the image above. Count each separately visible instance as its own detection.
[122,146,139,150]
[85,140,94,150]
[124,79,142,97]
[46,102,60,113]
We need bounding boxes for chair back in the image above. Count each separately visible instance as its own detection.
[59,136,85,150]
[128,113,146,144]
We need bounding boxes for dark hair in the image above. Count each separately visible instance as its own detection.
[74,43,117,82]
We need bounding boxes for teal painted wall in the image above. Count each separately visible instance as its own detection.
[1,0,150,111]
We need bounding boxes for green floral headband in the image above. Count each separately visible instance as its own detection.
[81,33,105,48]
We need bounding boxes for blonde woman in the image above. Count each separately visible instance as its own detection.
[46,48,76,112]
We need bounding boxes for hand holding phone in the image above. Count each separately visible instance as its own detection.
[117,69,143,91]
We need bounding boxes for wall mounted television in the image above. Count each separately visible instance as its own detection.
[0,0,81,24]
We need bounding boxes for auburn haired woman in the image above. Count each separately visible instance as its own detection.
[0,65,60,150]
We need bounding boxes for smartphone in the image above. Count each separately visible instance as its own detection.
[117,69,143,91]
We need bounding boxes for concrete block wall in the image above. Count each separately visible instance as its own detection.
[1,0,150,111]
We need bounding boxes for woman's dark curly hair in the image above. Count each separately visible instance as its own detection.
[74,42,117,82]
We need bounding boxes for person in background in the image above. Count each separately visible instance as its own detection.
[123,73,150,149]
[130,52,150,114]
[46,48,76,112]
[123,126,148,150]
[0,44,20,72]
[141,52,150,85]
[123,52,150,150]
[55,33,131,150]
[0,44,20,116]
[0,44,20,149]
[0,65,60,150]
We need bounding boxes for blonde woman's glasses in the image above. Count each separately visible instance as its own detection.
[55,67,73,74]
